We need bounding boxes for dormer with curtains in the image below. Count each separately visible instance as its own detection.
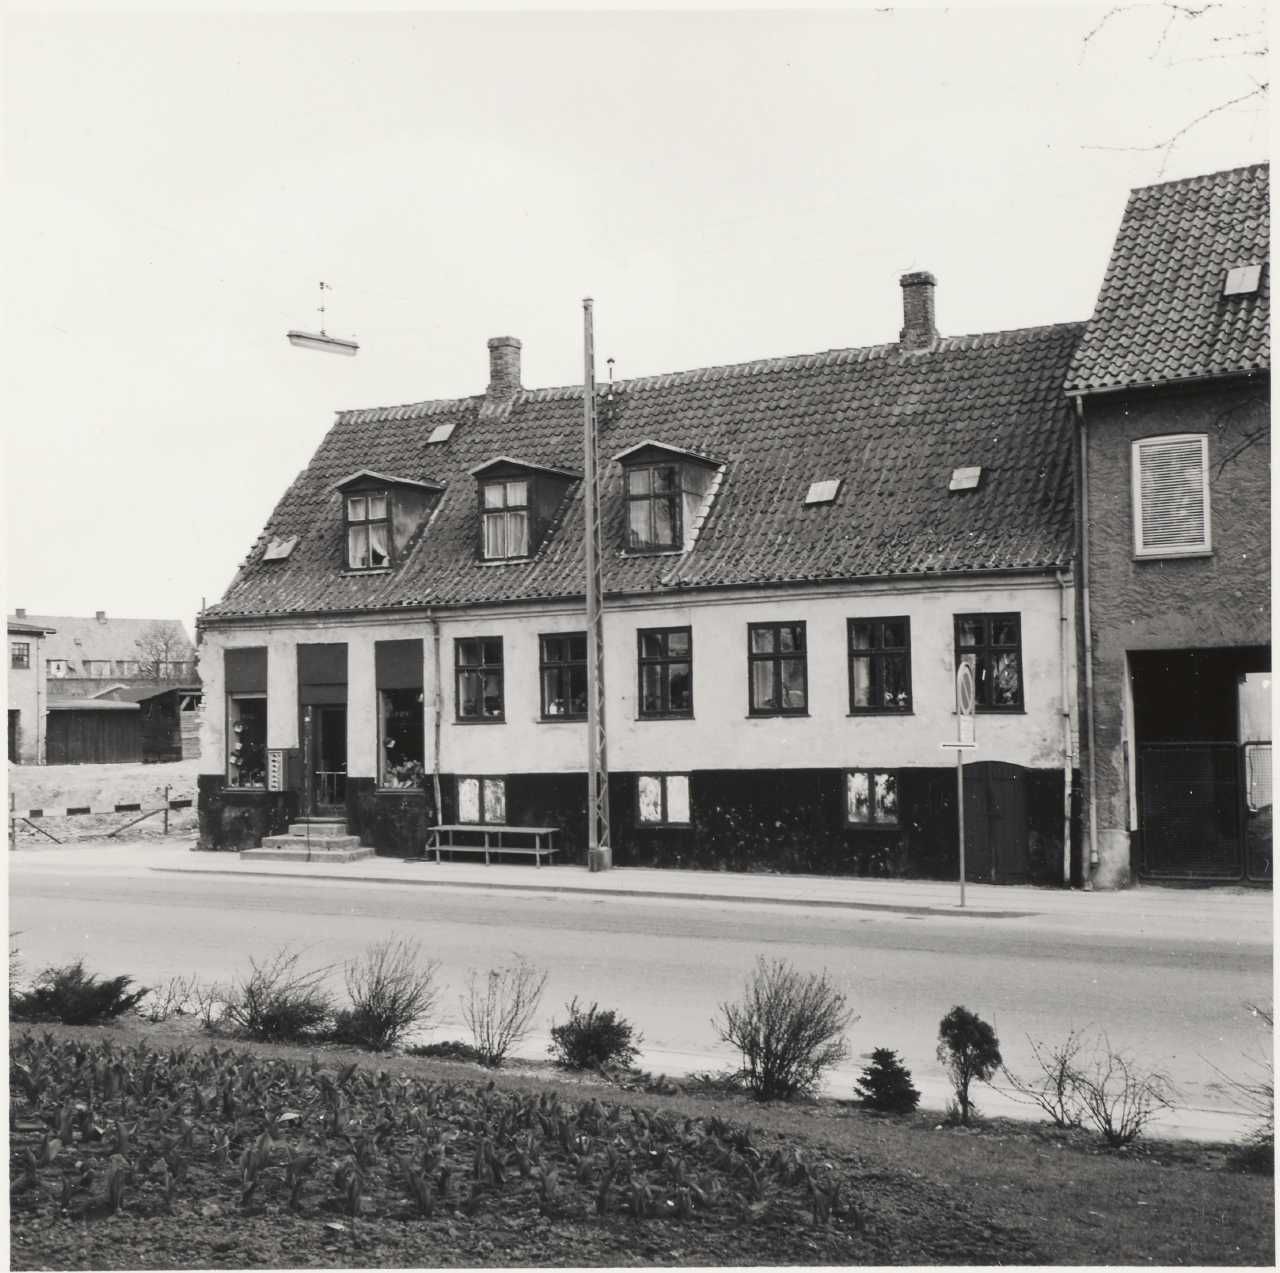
[468,457,581,562]
[333,469,446,571]
[612,441,724,554]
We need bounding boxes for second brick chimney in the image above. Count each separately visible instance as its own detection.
[898,271,939,351]
[485,336,522,406]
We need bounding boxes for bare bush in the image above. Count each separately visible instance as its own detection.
[460,956,547,1067]
[1214,1002,1274,1173]
[221,947,334,1043]
[138,975,196,1023]
[1075,1035,1175,1148]
[715,957,855,1101]
[190,980,230,1032]
[1002,1028,1090,1129]
[334,937,440,1051]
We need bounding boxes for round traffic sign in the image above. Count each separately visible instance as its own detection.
[956,661,976,716]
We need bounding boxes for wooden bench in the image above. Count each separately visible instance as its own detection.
[425,824,559,866]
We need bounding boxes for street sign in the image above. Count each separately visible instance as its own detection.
[951,662,977,909]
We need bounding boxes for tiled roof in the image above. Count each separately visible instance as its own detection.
[1066,163,1269,394]
[205,322,1084,621]
[7,615,195,664]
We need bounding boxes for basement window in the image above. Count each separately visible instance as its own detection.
[846,770,899,827]
[1223,264,1263,297]
[1131,434,1211,557]
[637,773,690,826]
[457,775,506,824]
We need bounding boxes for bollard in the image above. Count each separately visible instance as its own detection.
[163,786,170,835]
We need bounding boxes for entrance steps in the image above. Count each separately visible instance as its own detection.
[242,818,375,864]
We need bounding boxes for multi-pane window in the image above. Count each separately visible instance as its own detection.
[457,776,506,824]
[47,659,69,678]
[10,642,30,670]
[540,633,587,719]
[846,770,899,827]
[346,492,390,569]
[848,618,912,713]
[955,613,1023,711]
[482,480,529,560]
[82,660,111,677]
[379,689,425,787]
[1131,435,1211,557]
[748,622,807,715]
[625,465,681,550]
[456,637,504,720]
[115,660,140,676]
[637,627,692,717]
[637,773,691,826]
[227,695,267,787]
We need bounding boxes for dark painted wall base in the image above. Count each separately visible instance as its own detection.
[196,765,1073,883]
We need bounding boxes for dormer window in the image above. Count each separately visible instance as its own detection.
[482,479,530,560]
[613,440,725,556]
[346,492,390,568]
[333,469,446,574]
[626,465,681,550]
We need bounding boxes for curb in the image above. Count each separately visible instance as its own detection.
[148,864,1034,919]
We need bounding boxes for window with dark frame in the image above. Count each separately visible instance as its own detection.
[748,622,807,715]
[482,479,530,560]
[47,659,69,678]
[848,617,912,713]
[954,613,1023,711]
[625,464,681,550]
[540,633,587,719]
[10,642,30,670]
[227,695,267,788]
[457,775,506,824]
[845,770,899,827]
[346,491,390,569]
[455,637,504,720]
[636,773,691,826]
[637,627,692,718]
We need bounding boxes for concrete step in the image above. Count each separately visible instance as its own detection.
[240,845,376,864]
[287,821,350,837]
[259,833,363,852]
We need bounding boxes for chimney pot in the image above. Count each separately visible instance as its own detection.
[96,610,107,623]
[15,608,26,618]
[485,336,522,403]
[899,271,939,351]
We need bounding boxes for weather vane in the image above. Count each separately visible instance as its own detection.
[287,280,359,356]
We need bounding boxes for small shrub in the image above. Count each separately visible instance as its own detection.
[138,975,197,1024]
[10,959,149,1025]
[460,956,548,1067]
[714,957,855,1101]
[1217,1003,1274,1173]
[1075,1035,1174,1148]
[1002,1028,1089,1129]
[855,1047,920,1114]
[405,1039,485,1063]
[937,1005,1001,1125]
[334,937,440,1051]
[548,998,642,1070]
[221,947,333,1042]
[190,979,230,1032]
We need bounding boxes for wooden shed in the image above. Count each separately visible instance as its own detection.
[45,699,141,765]
[86,684,202,763]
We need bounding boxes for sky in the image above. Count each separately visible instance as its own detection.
[2,4,1268,633]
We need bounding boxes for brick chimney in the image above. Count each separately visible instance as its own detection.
[485,336,522,404]
[15,608,25,618]
[95,610,107,623]
[899,271,939,351]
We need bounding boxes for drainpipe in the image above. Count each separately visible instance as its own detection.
[1075,395,1099,886]
[429,613,443,825]
[1056,571,1073,886]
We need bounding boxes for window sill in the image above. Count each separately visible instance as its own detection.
[222,784,267,793]
[617,548,684,559]
[377,787,426,796]
[637,822,691,830]
[540,715,587,724]
[1133,548,1213,561]
[973,707,1026,715]
[454,717,506,725]
[746,712,810,719]
[848,709,913,717]
[845,823,901,832]
[638,713,694,722]
[478,557,533,567]
[339,567,392,577]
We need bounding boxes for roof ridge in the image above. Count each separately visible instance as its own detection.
[1130,161,1269,196]
[338,320,1087,421]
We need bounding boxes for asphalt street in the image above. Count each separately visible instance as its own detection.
[9,843,1272,1142]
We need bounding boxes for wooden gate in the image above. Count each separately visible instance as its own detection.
[1138,743,1242,879]
[962,761,1030,883]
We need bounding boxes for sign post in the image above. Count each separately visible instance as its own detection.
[941,662,977,908]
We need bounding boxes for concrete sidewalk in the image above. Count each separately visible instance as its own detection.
[18,838,1272,939]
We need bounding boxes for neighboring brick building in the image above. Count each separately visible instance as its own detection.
[198,273,1083,881]
[1067,163,1271,886]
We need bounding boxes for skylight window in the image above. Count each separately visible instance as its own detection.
[427,422,456,444]
[1223,264,1262,297]
[804,479,841,506]
[949,466,982,492]
[263,535,297,561]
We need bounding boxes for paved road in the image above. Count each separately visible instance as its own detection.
[10,845,1272,1142]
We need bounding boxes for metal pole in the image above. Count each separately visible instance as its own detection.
[163,785,170,836]
[582,297,611,871]
[957,749,966,908]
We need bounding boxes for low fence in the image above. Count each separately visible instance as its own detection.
[8,787,194,848]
